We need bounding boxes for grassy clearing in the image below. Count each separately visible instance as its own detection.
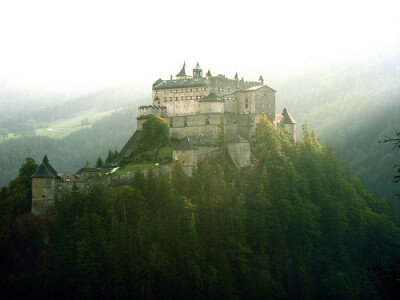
[114,140,179,175]
[113,163,155,175]
[35,107,122,139]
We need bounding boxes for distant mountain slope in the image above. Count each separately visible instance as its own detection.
[274,45,400,199]
[0,84,148,130]
[0,106,137,187]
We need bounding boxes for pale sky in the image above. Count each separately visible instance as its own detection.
[0,0,399,94]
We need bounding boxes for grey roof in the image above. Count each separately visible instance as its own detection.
[76,167,101,176]
[199,92,224,102]
[229,135,249,143]
[174,137,197,150]
[193,62,202,70]
[32,155,59,178]
[238,85,277,93]
[281,108,296,124]
[206,69,212,76]
[176,62,187,77]
[153,77,208,90]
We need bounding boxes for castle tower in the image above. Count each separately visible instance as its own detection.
[281,108,296,142]
[176,61,187,78]
[31,155,60,215]
[193,62,203,78]
[259,75,264,85]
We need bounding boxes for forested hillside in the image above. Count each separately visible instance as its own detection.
[0,106,136,187]
[0,117,399,299]
[274,46,400,199]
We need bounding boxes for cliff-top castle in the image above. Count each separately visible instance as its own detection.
[31,62,296,215]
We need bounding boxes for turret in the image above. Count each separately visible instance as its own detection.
[176,61,187,78]
[193,62,203,78]
[31,155,60,215]
[281,108,296,142]
[206,69,212,78]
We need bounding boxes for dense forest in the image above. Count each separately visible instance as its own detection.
[1,117,399,299]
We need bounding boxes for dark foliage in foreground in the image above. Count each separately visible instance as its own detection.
[1,118,399,299]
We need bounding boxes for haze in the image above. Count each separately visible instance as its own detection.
[1,0,399,96]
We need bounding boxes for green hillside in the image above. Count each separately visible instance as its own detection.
[0,117,398,298]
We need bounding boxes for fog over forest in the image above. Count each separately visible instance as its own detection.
[1,1,400,298]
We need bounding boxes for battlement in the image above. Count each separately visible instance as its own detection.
[138,105,167,118]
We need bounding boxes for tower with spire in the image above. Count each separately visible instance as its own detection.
[31,155,60,215]
[193,62,203,78]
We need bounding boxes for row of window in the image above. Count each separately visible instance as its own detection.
[162,96,204,101]
[217,87,231,92]
[155,88,208,94]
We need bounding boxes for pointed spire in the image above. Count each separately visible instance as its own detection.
[206,69,212,77]
[194,61,202,70]
[259,75,264,81]
[234,72,239,80]
[176,61,187,77]
[43,155,49,163]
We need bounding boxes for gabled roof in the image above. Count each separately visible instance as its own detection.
[32,155,59,178]
[281,108,296,124]
[153,78,207,90]
[174,137,197,150]
[238,85,277,93]
[176,62,187,77]
[199,92,224,102]
[76,167,101,176]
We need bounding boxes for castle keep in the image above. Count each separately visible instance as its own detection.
[31,62,296,215]
[120,62,296,169]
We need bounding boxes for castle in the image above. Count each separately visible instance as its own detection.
[116,62,296,171]
[31,62,296,215]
